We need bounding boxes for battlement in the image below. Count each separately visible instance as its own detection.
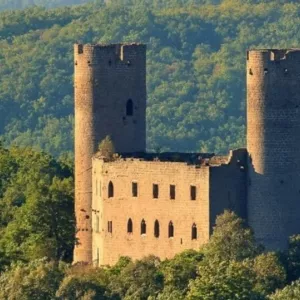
[247,48,300,62]
[74,43,146,65]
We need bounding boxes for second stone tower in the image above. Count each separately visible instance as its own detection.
[247,49,300,250]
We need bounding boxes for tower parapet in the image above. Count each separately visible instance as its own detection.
[247,49,300,250]
[74,43,146,263]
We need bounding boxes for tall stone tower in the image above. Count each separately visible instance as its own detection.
[247,49,300,250]
[74,43,146,263]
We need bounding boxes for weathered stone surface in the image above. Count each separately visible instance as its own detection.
[247,49,300,250]
[74,45,300,265]
[92,149,247,266]
[74,43,146,263]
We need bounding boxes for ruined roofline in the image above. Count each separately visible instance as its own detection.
[93,149,247,167]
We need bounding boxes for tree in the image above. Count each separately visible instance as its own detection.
[108,256,132,276]
[97,136,115,160]
[252,252,286,296]
[203,210,262,262]
[159,249,203,297]
[0,259,66,300]
[269,281,300,300]
[56,264,111,300]
[157,287,185,300]
[285,235,300,282]
[109,256,164,300]
[187,259,264,300]
[0,147,75,264]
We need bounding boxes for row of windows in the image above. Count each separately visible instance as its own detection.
[249,67,288,76]
[103,219,198,240]
[97,181,197,200]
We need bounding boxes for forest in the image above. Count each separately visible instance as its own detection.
[1,0,300,158]
[0,0,93,10]
[2,0,300,298]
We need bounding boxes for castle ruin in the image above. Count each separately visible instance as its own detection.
[73,44,300,265]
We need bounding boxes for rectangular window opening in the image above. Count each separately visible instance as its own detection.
[191,185,196,200]
[132,182,138,197]
[108,221,112,233]
[170,185,176,200]
[153,184,159,199]
[96,216,100,233]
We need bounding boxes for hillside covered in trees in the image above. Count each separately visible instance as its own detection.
[1,0,300,157]
[2,1,300,298]
[0,0,93,11]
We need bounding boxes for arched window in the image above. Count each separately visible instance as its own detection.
[168,221,174,238]
[126,99,133,116]
[108,181,114,198]
[127,218,133,233]
[141,219,146,235]
[192,223,197,240]
[154,220,160,238]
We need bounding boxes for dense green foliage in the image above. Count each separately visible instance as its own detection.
[2,0,300,156]
[270,281,300,300]
[0,144,75,271]
[1,209,300,299]
[0,0,93,11]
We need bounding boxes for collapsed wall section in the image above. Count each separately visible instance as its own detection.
[209,149,248,233]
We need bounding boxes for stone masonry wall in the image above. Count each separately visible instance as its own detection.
[247,49,300,250]
[92,159,210,266]
[74,44,146,263]
[209,149,248,233]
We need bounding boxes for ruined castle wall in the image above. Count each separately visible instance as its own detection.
[92,159,210,266]
[209,149,248,233]
[74,44,146,263]
[247,49,300,249]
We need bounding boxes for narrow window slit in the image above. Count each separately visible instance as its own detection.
[170,185,176,200]
[132,182,138,197]
[168,221,174,238]
[192,223,197,240]
[141,219,146,235]
[154,220,160,238]
[127,218,133,233]
[153,184,159,199]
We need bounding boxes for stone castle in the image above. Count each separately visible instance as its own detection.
[73,44,300,265]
